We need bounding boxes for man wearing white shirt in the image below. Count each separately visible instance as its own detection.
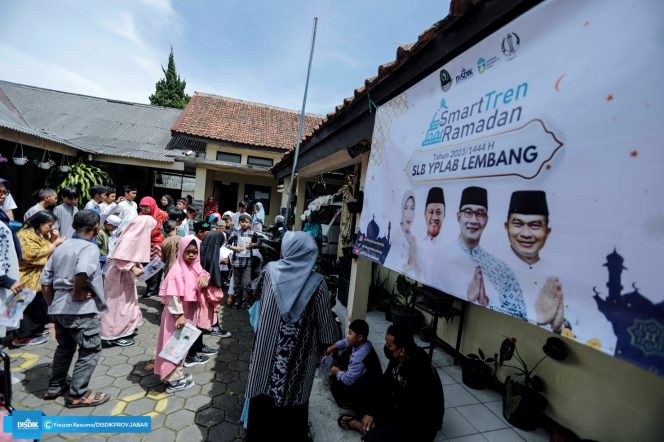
[23,188,57,221]
[434,187,526,319]
[420,187,445,282]
[504,190,565,331]
[116,185,138,233]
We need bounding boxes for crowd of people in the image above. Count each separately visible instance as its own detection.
[0,177,445,440]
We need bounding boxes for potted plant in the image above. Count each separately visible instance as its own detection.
[389,275,422,332]
[12,143,28,165]
[499,336,568,431]
[369,263,391,314]
[462,347,497,390]
[39,151,55,169]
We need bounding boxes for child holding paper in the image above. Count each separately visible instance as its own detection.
[155,235,209,393]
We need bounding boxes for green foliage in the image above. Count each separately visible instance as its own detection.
[50,160,113,207]
[149,47,191,109]
[392,274,415,308]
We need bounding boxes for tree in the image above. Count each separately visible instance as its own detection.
[149,47,191,109]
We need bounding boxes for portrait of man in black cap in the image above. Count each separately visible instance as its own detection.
[504,190,566,331]
[420,187,445,280]
[433,187,526,319]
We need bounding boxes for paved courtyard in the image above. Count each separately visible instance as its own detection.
[4,290,551,442]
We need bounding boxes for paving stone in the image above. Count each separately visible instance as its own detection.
[112,374,142,389]
[226,380,246,395]
[163,396,185,414]
[193,370,216,384]
[200,381,223,396]
[215,370,238,384]
[125,397,157,415]
[175,425,205,442]
[118,385,146,398]
[228,343,249,355]
[142,427,175,442]
[213,393,239,410]
[108,434,143,442]
[122,345,147,357]
[137,374,162,389]
[106,363,134,377]
[226,360,246,371]
[224,404,243,424]
[185,395,213,411]
[208,421,241,442]
[165,408,196,430]
[216,352,238,363]
[196,406,224,428]
[175,383,202,398]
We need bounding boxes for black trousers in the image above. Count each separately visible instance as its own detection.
[246,395,309,442]
[18,291,49,338]
[187,332,204,357]
[144,269,163,296]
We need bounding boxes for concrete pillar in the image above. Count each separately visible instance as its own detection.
[294,176,306,231]
[346,152,371,321]
[194,167,207,201]
[280,176,291,210]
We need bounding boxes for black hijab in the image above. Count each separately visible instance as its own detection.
[200,230,225,288]
[161,194,175,212]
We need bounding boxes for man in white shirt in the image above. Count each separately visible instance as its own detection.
[420,187,445,282]
[231,200,248,230]
[503,190,565,331]
[116,185,138,234]
[24,188,57,221]
[434,187,527,319]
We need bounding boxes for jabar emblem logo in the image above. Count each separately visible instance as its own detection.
[439,69,452,92]
[501,32,520,57]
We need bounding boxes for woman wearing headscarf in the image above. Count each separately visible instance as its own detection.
[0,178,23,339]
[160,195,175,213]
[139,196,167,298]
[14,211,65,346]
[204,196,218,218]
[385,190,421,278]
[252,202,265,232]
[245,231,339,441]
[200,231,231,338]
[101,215,156,346]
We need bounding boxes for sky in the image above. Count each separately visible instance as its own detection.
[0,0,451,115]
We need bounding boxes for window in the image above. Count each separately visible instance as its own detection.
[216,152,242,163]
[247,156,274,168]
[245,184,272,215]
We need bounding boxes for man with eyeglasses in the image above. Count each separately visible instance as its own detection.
[434,186,526,319]
[504,190,566,331]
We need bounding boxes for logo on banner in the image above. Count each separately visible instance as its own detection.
[439,69,452,92]
[410,119,563,183]
[501,32,520,58]
[477,56,499,73]
[455,67,474,85]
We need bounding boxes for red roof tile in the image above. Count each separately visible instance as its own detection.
[172,92,323,151]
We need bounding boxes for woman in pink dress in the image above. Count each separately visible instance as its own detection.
[101,215,156,347]
[155,235,209,393]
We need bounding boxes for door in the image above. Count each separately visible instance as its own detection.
[213,181,239,213]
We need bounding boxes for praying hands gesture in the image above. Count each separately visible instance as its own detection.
[535,276,564,331]
[467,266,489,306]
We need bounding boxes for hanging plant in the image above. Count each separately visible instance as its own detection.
[39,150,55,169]
[12,143,28,165]
[52,160,113,207]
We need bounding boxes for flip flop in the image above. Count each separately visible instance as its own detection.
[65,390,110,408]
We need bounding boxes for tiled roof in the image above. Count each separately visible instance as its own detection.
[0,80,182,162]
[172,92,323,151]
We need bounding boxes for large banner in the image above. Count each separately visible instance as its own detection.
[354,0,664,374]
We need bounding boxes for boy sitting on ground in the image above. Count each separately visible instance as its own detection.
[40,210,110,408]
[326,319,382,413]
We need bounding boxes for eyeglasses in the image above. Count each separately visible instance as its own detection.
[0,190,9,195]
[461,208,487,221]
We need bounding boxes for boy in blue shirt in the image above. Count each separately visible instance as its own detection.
[326,319,382,412]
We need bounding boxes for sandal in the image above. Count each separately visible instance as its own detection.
[65,390,110,408]
[43,384,69,400]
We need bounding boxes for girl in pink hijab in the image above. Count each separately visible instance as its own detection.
[101,215,156,347]
[155,235,210,393]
